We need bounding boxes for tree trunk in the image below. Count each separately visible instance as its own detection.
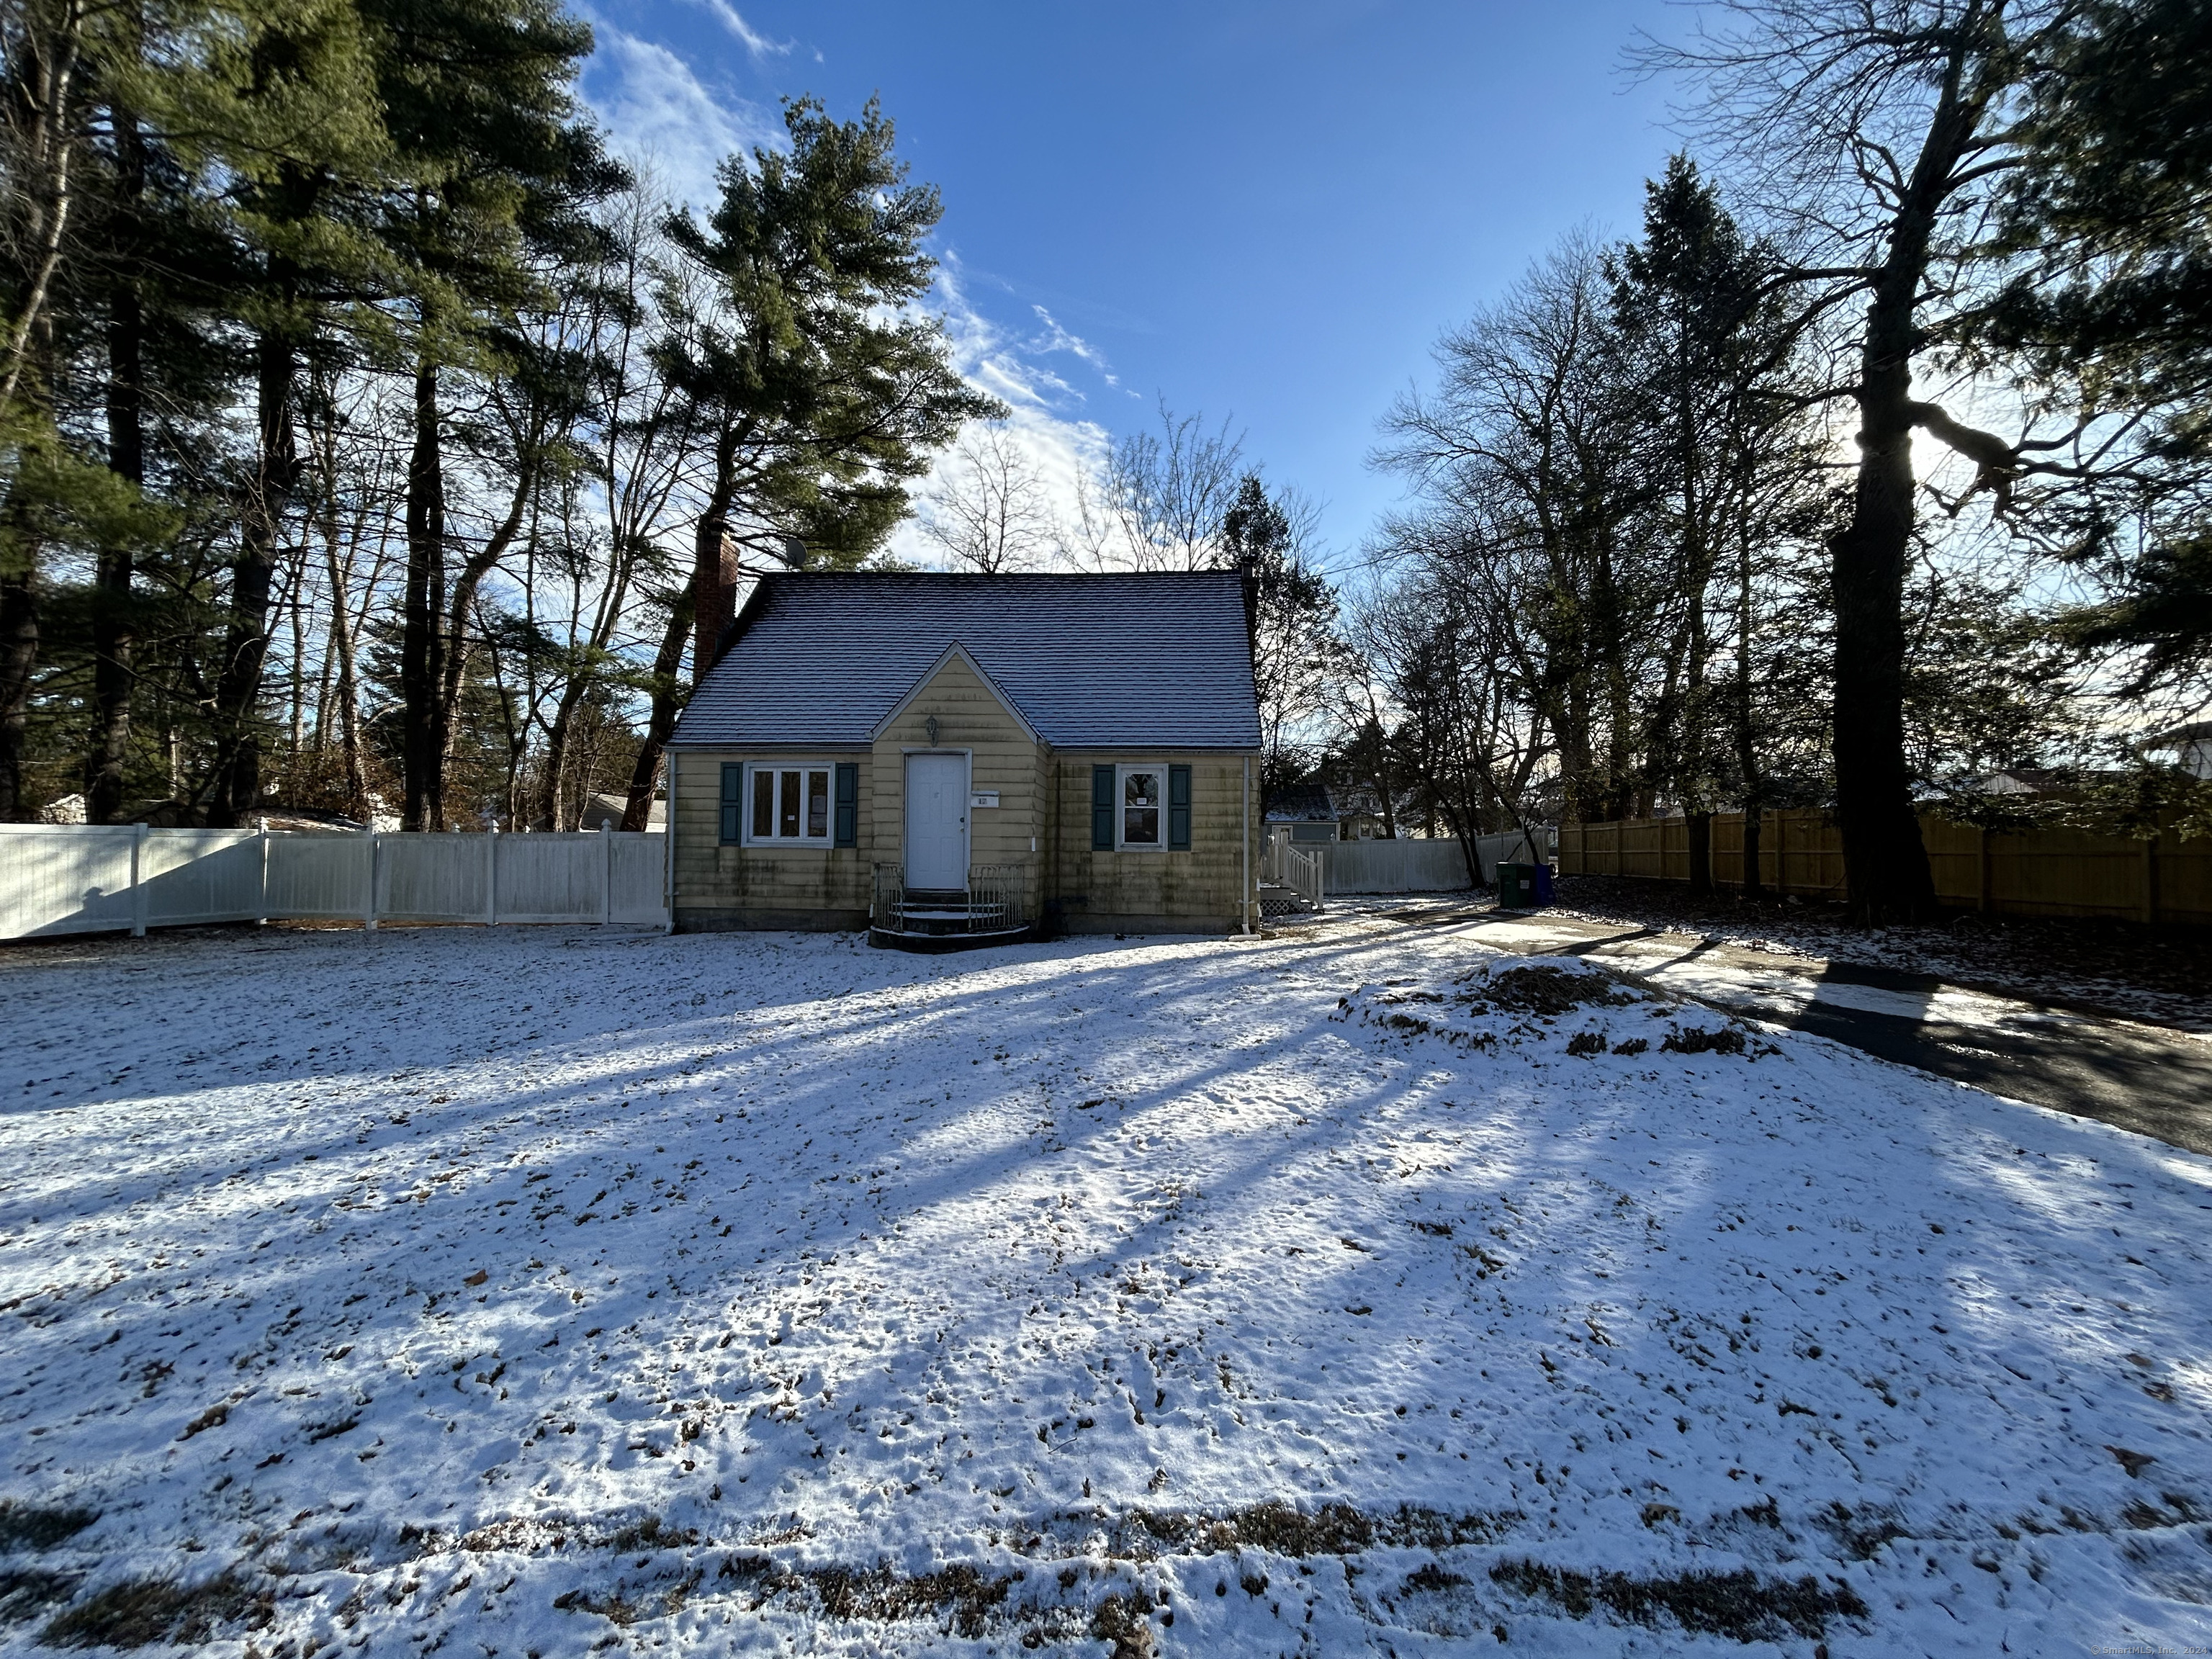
[0,508,36,820]
[86,99,144,823]
[323,534,365,818]
[400,358,446,830]
[1735,517,1765,899]
[208,326,294,825]
[0,0,86,423]
[1828,50,1980,924]
[1686,810,1712,894]
[536,680,584,830]
[624,576,696,832]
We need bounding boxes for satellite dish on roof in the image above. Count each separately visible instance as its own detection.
[781,535,806,568]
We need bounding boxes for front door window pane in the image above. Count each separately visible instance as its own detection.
[752,770,773,839]
[1123,770,1161,846]
[779,770,801,837]
[806,770,830,838]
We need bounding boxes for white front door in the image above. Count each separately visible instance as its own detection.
[904,754,968,889]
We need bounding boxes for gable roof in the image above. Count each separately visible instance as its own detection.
[869,642,1040,744]
[1264,782,1336,822]
[672,572,1262,750]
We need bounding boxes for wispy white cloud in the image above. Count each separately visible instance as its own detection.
[580,23,1123,570]
[884,258,1127,569]
[675,0,792,62]
[578,24,781,211]
[1026,305,1124,391]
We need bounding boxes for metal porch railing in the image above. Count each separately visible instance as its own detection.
[872,863,1028,938]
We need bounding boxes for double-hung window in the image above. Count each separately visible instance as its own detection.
[748,763,832,844]
[1120,765,1164,849]
[1091,763,1192,851]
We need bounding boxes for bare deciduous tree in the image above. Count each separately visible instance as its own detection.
[1638,0,2079,920]
[1103,398,1245,571]
[917,422,1056,573]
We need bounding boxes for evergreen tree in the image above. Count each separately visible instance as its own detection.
[357,0,620,829]
[1218,472,1336,803]
[1991,0,2212,708]
[659,94,993,685]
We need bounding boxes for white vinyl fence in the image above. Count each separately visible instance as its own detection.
[0,824,669,941]
[1262,830,1557,895]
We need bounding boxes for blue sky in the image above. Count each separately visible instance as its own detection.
[577,1,1683,564]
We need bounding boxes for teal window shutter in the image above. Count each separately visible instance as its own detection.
[833,763,859,847]
[1091,765,1115,850]
[719,763,743,843]
[1169,765,1192,850]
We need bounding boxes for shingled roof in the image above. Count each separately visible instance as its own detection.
[670,572,1262,750]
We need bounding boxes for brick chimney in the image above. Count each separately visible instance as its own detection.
[693,526,739,684]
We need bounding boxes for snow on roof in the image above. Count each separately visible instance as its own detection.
[672,572,1262,750]
[1264,782,1337,822]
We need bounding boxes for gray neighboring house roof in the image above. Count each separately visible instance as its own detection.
[1264,783,1337,823]
[671,572,1262,750]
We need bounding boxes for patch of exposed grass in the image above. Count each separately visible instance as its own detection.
[40,1570,274,1649]
[0,1568,79,1625]
[1662,1025,1747,1056]
[1488,1558,1866,1642]
[1088,1587,1158,1659]
[1470,965,1638,1017]
[804,1563,1016,1639]
[0,1503,97,1553]
[602,1514,697,1553]
[1066,1501,1519,1561]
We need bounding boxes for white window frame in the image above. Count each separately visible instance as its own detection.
[743,760,837,846]
[1117,762,1168,852]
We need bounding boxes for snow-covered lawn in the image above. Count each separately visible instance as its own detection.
[2,919,2208,1656]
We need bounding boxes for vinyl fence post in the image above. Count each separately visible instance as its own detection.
[257,818,270,925]
[365,832,379,932]
[601,825,613,925]
[130,822,148,938]
[486,825,498,927]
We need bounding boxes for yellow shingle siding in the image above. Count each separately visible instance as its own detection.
[1047,752,1256,934]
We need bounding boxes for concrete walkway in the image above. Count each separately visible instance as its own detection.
[1354,900,2212,1156]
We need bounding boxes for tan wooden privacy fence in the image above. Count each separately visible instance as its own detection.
[0,824,670,941]
[1558,809,2209,926]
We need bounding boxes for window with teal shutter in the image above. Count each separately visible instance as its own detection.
[1168,765,1192,850]
[1091,765,1115,849]
[833,763,858,847]
[719,763,742,843]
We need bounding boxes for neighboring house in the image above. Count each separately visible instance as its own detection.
[666,572,1263,941]
[1332,785,1393,842]
[578,792,666,832]
[2141,722,2212,780]
[1265,783,1339,845]
[1969,768,2128,796]
[1265,782,1394,842]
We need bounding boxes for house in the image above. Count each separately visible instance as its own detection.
[2141,722,2212,780]
[1967,768,2129,797]
[1264,782,1339,845]
[666,572,1263,942]
[1264,781,1393,844]
[1332,784,1393,842]
[578,792,666,832]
